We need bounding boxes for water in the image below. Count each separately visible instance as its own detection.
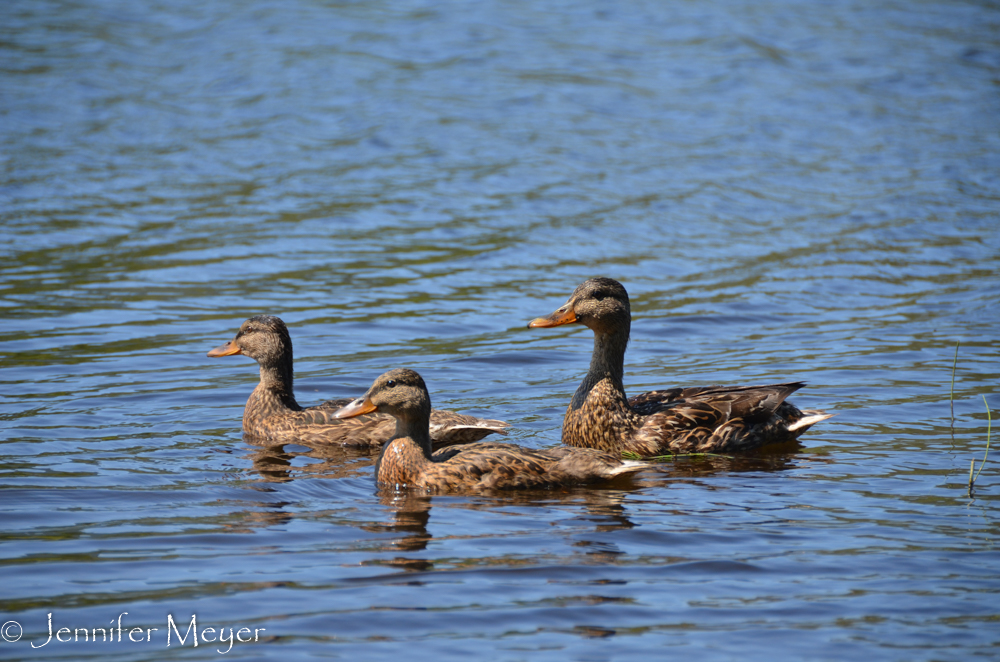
[2,0,999,659]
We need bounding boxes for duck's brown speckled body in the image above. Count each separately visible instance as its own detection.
[208,316,507,447]
[529,278,832,456]
[335,369,648,492]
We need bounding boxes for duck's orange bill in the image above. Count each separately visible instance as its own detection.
[207,340,242,357]
[528,306,577,328]
[334,395,377,419]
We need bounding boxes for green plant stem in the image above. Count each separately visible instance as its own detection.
[972,395,992,484]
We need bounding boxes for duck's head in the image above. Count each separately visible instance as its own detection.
[207,315,292,365]
[334,368,431,422]
[528,277,631,336]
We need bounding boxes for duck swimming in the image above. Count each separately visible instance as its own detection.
[207,315,508,447]
[528,277,832,455]
[334,368,648,491]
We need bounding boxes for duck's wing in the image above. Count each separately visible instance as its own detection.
[629,382,804,416]
[428,410,509,447]
[422,443,552,490]
[425,443,647,490]
[254,406,396,447]
[430,441,519,462]
[632,382,810,454]
[530,446,650,481]
[629,386,719,415]
[292,401,508,448]
[313,397,355,410]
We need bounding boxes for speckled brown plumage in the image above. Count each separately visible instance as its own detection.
[334,369,648,492]
[529,278,832,455]
[208,316,508,447]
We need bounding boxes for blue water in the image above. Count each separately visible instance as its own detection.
[2,0,999,660]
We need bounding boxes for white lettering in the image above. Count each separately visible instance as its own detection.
[166,614,197,647]
[22,613,257,651]
[30,613,53,648]
[217,628,235,654]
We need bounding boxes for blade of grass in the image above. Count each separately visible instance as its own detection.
[972,395,991,484]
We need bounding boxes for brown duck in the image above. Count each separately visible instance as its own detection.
[528,277,832,455]
[207,315,508,447]
[334,368,648,491]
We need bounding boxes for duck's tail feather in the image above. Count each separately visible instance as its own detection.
[787,410,834,432]
[608,459,651,476]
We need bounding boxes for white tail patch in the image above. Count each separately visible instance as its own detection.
[787,411,834,432]
[611,460,651,476]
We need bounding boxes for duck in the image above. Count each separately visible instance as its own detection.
[528,277,832,455]
[207,315,508,447]
[334,368,648,491]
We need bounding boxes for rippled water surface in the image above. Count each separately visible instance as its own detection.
[2,0,999,660]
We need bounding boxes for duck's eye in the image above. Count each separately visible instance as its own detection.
[386,380,397,388]
[244,326,254,334]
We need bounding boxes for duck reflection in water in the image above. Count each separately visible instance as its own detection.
[366,493,435,562]
[243,441,377,483]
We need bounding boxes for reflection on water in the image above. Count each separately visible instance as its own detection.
[244,440,378,483]
[1,0,999,659]
[367,493,434,557]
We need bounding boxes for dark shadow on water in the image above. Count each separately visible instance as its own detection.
[243,438,378,483]
[625,441,804,492]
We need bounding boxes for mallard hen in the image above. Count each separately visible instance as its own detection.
[207,315,508,447]
[528,277,832,455]
[334,368,648,491]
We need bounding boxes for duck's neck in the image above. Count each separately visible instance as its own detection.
[375,413,433,485]
[397,413,433,456]
[571,327,629,409]
[563,325,641,451]
[243,357,301,433]
[261,354,296,396]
